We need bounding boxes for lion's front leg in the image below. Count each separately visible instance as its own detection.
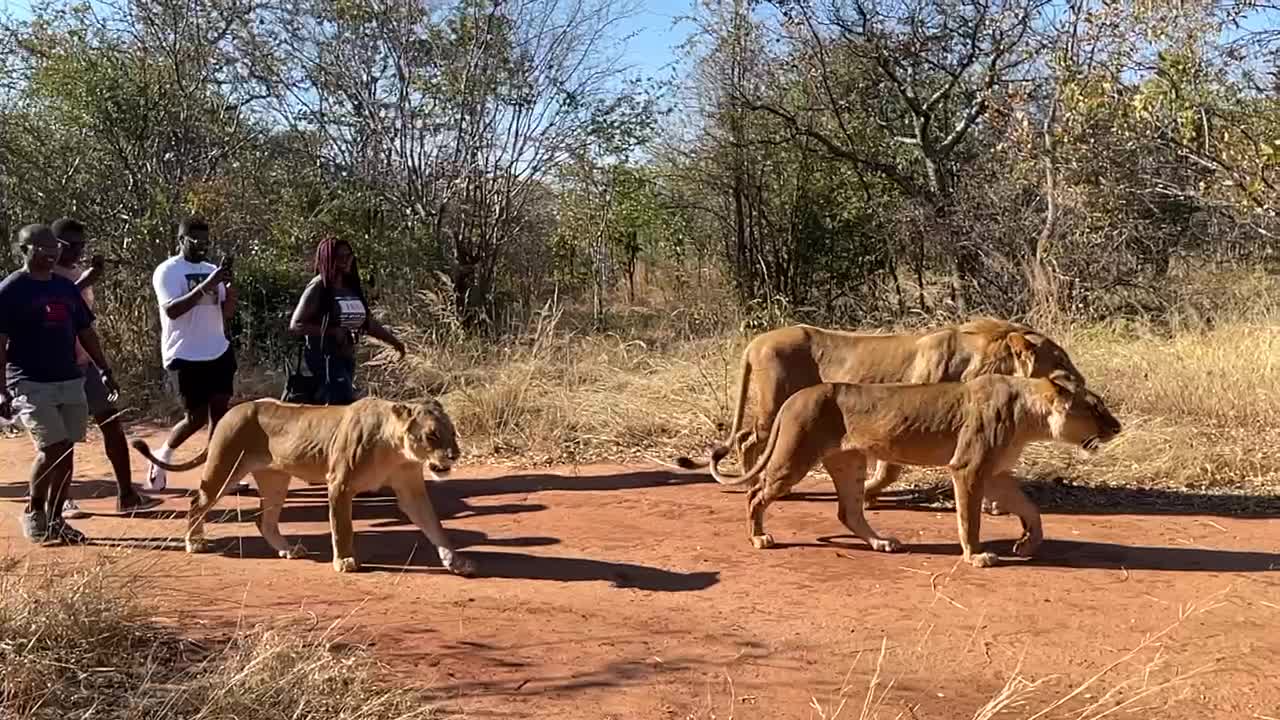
[393,472,476,577]
[328,479,359,573]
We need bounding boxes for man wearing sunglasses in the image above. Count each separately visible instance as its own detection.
[0,223,120,544]
[145,217,244,493]
[50,217,161,515]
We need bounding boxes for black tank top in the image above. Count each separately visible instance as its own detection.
[304,278,368,357]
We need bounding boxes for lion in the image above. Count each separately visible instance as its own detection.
[129,396,476,576]
[707,371,1122,567]
[676,317,1087,510]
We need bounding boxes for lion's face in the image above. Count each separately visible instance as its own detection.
[1045,375,1122,453]
[395,400,462,474]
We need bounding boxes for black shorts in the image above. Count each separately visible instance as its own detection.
[166,347,236,410]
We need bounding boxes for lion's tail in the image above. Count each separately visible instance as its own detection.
[674,349,754,471]
[129,439,209,472]
[709,408,781,488]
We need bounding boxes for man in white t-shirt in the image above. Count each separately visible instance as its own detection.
[145,217,243,491]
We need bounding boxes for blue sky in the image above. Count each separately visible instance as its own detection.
[1,0,697,79]
[3,0,1272,80]
[613,0,696,80]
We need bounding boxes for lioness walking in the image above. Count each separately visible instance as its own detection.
[708,372,1122,567]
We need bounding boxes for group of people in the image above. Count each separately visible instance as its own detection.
[1,216,405,544]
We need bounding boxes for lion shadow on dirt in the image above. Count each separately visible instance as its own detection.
[93,528,720,592]
[782,479,1280,519]
[112,487,547,526]
[804,534,1280,572]
[437,469,711,498]
[69,467,696,521]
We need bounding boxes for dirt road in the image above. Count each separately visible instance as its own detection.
[3,428,1279,718]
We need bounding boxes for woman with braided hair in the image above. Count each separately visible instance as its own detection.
[288,237,406,405]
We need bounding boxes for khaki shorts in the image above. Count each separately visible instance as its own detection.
[11,378,89,449]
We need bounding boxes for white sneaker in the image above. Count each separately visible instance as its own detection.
[145,463,167,491]
[62,498,89,519]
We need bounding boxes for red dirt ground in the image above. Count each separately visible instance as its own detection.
[3,428,1279,719]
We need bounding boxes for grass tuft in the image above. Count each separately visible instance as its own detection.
[0,554,444,720]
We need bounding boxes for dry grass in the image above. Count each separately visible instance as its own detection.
[1016,319,1280,497]
[0,553,445,720]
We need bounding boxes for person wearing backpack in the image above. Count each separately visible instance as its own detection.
[287,237,405,406]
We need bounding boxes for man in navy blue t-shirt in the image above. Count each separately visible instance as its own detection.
[0,223,120,544]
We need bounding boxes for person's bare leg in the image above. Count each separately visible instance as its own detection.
[26,440,71,518]
[96,413,157,511]
[45,447,87,544]
[46,449,75,518]
[165,409,207,450]
[147,406,207,490]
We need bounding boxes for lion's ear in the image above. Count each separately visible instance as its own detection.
[1048,369,1081,395]
[391,403,413,421]
[1038,374,1076,415]
[1007,332,1036,376]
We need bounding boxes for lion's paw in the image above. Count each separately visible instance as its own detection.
[750,534,776,550]
[280,543,309,560]
[967,551,999,568]
[1012,535,1041,558]
[982,499,1008,516]
[446,554,478,578]
[333,556,361,573]
[185,537,211,554]
[870,536,905,553]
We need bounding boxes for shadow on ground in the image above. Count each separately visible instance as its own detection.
[94,526,720,591]
[795,533,1280,572]
[778,477,1280,518]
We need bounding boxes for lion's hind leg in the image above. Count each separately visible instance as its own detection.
[253,470,307,559]
[826,451,904,553]
[745,465,811,550]
[186,448,253,554]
